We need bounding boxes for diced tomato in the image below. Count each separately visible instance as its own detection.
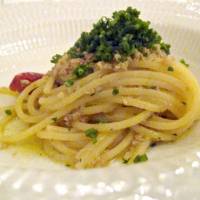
[9,72,43,93]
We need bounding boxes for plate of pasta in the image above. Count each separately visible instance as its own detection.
[1,0,200,199]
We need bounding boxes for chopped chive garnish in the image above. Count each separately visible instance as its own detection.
[50,54,62,64]
[75,66,85,77]
[160,43,171,55]
[52,117,57,122]
[85,128,98,143]
[73,64,94,78]
[67,7,170,62]
[5,109,12,115]
[180,59,189,67]
[112,87,119,96]
[122,158,129,164]
[167,66,174,72]
[134,154,148,163]
[65,79,74,87]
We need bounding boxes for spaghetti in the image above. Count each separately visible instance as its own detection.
[0,7,200,169]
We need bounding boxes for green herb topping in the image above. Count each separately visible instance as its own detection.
[67,7,170,62]
[5,109,12,115]
[122,158,129,164]
[64,79,74,87]
[64,64,94,87]
[160,43,170,55]
[51,117,57,122]
[85,128,98,143]
[112,87,119,96]
[167,66,174,72]
[73,64,94,78]
[180,59,189,67]
[51,54,62,64]
[134,154,148,163]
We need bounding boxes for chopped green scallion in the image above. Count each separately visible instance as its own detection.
[180,59,189,67]
[65,79,74,87]
[112,87,119,96]
[73,64,94,78]
[67,7,170,61]
[51,54,62,64]
[160,43,170,54]
[167,66,174,72]
[5,109,12,115]
[134,154,148,163]
[52,117,57,122]
[85,128,98,143]
[122,158,129,164]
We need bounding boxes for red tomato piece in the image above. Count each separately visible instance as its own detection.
[9,72,43,92]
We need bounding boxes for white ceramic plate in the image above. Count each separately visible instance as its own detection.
[1,0,200,199]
